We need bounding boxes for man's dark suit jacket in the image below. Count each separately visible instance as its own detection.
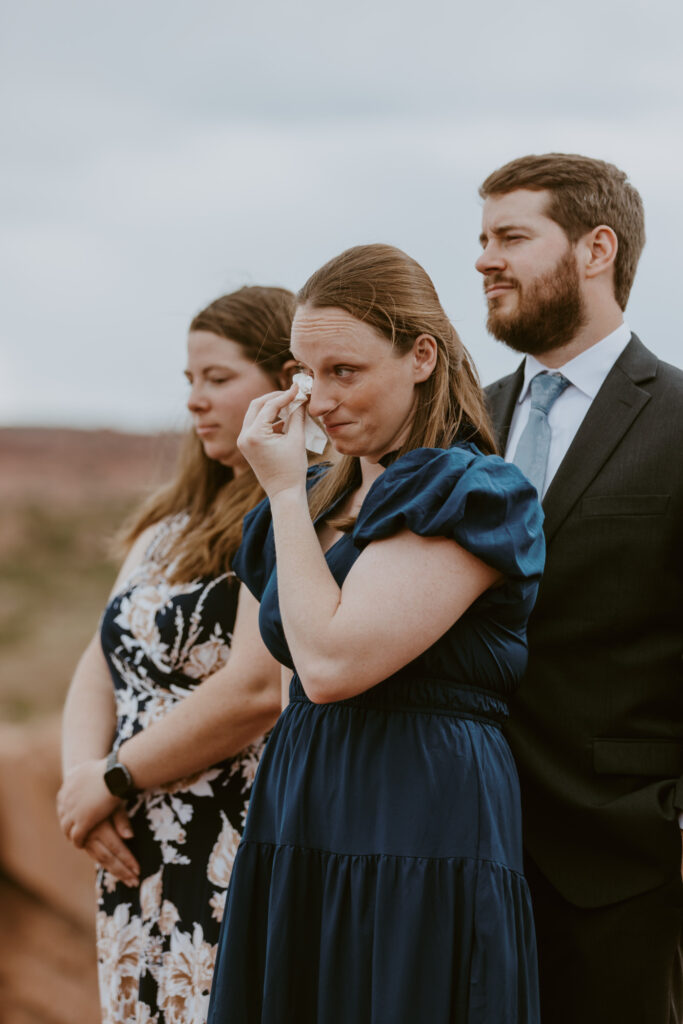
[486,334,683,908]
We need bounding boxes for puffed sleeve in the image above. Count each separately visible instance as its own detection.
[352,445,545,585]
[231,495,276,600]
[232,463,330,600]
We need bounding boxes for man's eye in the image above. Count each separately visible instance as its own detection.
[333,366,354,377]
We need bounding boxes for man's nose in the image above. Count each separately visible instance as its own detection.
[475,242,505,275]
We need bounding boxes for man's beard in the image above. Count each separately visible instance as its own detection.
[485,245,588,355]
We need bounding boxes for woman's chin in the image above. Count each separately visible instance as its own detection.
[330,440,382,461]
[199,439,240,469]
[331,432,404,462]
[329,438,363,457]
[198,439,222,461]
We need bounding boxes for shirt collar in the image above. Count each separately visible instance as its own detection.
[517,322,632,404]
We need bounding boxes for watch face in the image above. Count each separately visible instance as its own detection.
[104,762,133,798]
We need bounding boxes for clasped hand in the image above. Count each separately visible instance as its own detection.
[238,385,309,498]
[57,758,140,887]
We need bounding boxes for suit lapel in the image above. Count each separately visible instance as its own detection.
[541,336,657,543]
[486,362,525,454]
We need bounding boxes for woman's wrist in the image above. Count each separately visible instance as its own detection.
[115,739,138,781]
[269,483,309,511]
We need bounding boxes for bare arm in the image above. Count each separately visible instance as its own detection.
[59,524,159,881]
[61,633,118,775]
[237,391,501,704]
[57,585,281,847]
[116,585,280,787]
[61,525,158,774]
[271,485,500,701]
[60,633,141,885]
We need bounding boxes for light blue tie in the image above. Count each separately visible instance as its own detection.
[512,373,570,496]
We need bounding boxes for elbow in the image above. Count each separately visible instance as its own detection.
[304,684,335,705]
[303,685,340,705]
[297,656,355,705]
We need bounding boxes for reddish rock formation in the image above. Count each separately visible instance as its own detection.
[0,427,183,1021]
[0,718,100,1023]
[0,877,99,1024]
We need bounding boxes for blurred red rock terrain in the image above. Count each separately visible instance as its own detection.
[0,427,180,1023]
[0,426,180,506]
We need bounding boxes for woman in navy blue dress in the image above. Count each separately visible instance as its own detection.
[208,244,545,1023]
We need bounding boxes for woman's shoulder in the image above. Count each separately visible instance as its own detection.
[353,444,545,584]
[110,513,190,595]
[358,443,533,515]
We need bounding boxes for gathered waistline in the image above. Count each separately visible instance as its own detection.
[288,674,508,726]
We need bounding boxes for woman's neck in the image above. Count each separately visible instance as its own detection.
[358,456,387,494]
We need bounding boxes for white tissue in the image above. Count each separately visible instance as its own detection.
[279,372,327,454]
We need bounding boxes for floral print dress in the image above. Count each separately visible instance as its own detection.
[96,515,267,1024]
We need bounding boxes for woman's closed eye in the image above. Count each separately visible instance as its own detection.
[184,372,233,386]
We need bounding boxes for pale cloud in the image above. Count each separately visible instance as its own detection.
[1,0,682,429]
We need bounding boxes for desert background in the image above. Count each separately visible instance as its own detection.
[4,0,683,1021]
[0,427,179,1023]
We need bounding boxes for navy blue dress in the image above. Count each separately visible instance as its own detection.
[208,445,545,1023]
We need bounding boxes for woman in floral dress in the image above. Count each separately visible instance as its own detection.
[58,286,299,1024]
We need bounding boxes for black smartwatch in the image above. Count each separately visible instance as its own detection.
[104,749,137,799]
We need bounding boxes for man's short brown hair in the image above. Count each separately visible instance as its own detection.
[479,153,645,310]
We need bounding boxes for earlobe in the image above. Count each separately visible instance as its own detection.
[413,334,438,382]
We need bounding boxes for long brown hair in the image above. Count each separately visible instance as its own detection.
[297,244,497,523]
[121,285,296,582]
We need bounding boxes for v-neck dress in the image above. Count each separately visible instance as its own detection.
[208,444,545,1024]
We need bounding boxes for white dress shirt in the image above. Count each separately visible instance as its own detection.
[504,322,633,497]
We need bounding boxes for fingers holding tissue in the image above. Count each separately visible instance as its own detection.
[280,373,327,455]
[238,375,326,498]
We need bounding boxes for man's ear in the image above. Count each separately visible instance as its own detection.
[276,358,301,389]
[582,225,618,281]
[413,334,438,382]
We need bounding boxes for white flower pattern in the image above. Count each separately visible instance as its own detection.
[156,924,216,1024]
[96,515,269,1024]
[183,625,231,680]
[140,869,163,923]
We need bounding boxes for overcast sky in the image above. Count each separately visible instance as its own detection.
[2,0,681,432]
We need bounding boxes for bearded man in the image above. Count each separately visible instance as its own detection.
[478,153,683,1024]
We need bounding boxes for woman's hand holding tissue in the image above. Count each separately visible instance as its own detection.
[238,380,313,500]
[280,373,327,455]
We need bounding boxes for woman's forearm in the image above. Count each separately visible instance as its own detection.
[269,486,345,686]
[115,586,282,789]
[61,634,118,776]
[117,662,280,789]
[58,587,281,844]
